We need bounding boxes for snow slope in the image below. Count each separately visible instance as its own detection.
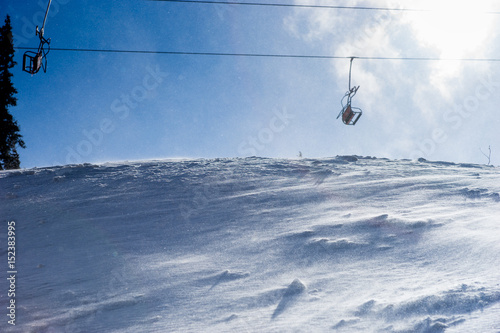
[1,156,500,332]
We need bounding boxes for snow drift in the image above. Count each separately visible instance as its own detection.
[1,156,499,332]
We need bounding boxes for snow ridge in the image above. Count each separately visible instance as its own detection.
[1,156,499,332]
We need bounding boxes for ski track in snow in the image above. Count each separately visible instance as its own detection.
[1,156,499,332]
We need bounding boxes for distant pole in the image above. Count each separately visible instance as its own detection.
[480,145,491,165]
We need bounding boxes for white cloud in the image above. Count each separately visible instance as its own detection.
[283,5,344,42]
[283,0,496,92]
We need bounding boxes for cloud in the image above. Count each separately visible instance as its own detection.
[283,0,496,114]
[283,1,404,102]
[283,1,344,42]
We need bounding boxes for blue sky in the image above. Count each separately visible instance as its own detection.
[3,0,500,168]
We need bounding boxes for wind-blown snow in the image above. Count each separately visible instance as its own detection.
[1,156,499,332]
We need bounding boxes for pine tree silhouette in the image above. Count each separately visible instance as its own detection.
[0,15,25,170]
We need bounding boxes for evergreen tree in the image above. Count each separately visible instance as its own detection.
[0,15,25,170]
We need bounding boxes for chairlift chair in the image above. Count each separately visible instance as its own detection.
[22,0,52,75]
[22,36,49,74]
[22,51,41,74]
[337,57,363,125]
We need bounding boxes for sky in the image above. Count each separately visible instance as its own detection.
[2,0,500,168]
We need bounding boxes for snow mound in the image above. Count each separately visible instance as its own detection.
[272,279,307,318]
[334,285,500,332]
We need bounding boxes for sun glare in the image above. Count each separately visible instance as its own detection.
[406,0,495,60]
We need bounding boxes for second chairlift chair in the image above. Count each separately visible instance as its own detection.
[337,57,362,125]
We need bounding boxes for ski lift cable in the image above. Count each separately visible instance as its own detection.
[13,47,500,63]
[147,0,500,15]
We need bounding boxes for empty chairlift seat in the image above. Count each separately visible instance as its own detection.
[22,51,43,75]
[341,104,362,126]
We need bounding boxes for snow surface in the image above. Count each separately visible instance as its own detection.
[1,156,500,332]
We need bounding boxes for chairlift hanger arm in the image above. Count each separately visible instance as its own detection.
[348,57,359,91]
[38,0,52,38]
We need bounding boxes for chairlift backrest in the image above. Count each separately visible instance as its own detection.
[343,105,355,124]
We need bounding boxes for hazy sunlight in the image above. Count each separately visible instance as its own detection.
[406,0,495,61]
